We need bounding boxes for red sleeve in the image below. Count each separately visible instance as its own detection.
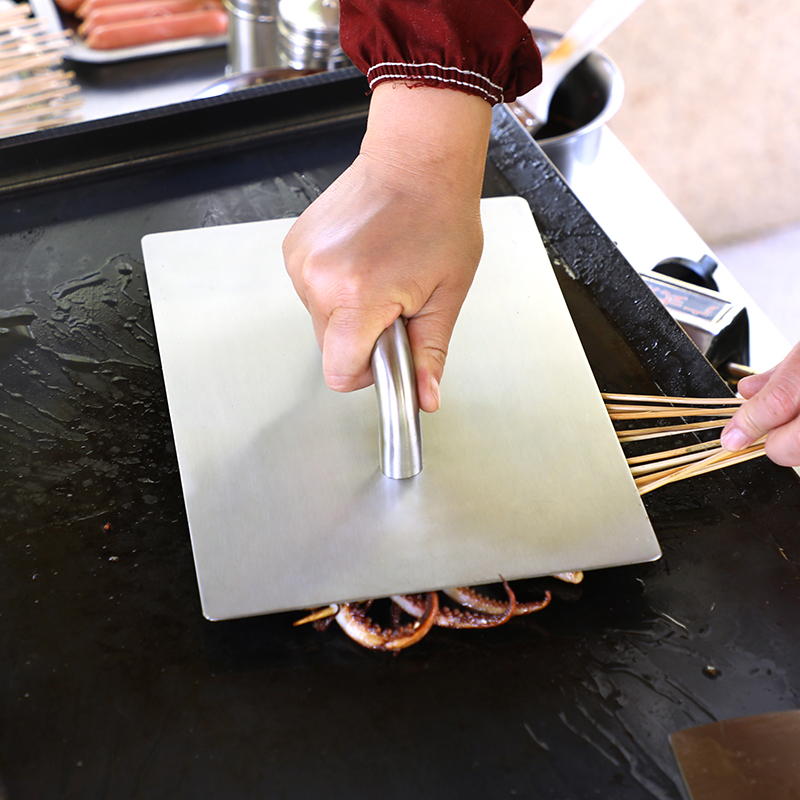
[339,0,542,106]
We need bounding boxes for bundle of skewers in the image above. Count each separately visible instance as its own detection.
[603,393,767,496]
[0,2,81,137]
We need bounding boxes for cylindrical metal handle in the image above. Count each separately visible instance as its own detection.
[371,319,422,479]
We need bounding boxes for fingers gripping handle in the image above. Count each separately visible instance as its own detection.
[371,319,423,479]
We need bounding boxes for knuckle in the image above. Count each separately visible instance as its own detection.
[298,252,332,290]
[301,256,370,309]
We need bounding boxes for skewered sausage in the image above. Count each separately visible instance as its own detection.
[83,7,227,49]
[75,0,158,19]
[78,0,223,37]
[53,0,84,13]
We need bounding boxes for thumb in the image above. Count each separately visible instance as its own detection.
[721,399,773,453]
[405,308,460,413]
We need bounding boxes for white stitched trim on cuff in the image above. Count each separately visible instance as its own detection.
[366,61,504,104]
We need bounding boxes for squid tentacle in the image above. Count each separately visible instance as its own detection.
[297,573,571,650]
[443,584,552,617]
[334,592,440,651]
[394,578,523,629]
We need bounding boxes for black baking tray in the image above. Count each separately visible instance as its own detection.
[1,70,799,800]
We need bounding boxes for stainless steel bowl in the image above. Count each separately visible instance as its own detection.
[277,0,350,71]
[224,0,281,76]
[532,28,624,182]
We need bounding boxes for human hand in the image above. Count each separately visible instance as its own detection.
[721,341,800,466]
[282,83,492,413]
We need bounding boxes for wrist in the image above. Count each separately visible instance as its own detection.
[360,82,492,201]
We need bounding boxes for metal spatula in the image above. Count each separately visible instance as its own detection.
[142,197,660,621]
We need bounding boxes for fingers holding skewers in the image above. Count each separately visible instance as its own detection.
[722,341,800,467]
[603,393,766,495]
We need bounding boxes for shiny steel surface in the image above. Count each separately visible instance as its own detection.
[276,0,347,70]
[225,0,281,75]
[371,318,422,480]
[192,66,319,98]
[515,0,643,134]
[528,28,624,182]
[142,196,659,620]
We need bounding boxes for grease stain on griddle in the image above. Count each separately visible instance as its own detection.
[0,309,36,359]
[0,254,180,534]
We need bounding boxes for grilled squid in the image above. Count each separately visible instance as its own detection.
[295,574,566,651]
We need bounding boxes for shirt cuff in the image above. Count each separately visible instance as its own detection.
[366,61,506,105]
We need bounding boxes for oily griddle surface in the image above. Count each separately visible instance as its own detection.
[1,76,799,800]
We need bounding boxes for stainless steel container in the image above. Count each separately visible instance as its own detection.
[533,28,624,182]
[277,0,349,71]
[225,0,281,75]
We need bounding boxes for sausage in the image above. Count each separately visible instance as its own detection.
[83,7,227,49]
[76,0,169,20]
[78,0,222,38]
[53,0,84,13]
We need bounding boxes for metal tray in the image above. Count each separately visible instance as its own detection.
[30,0,226,64]
[1,71,799,800]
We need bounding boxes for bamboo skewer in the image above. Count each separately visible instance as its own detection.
[0,38,72,60]
[625,438,723,466]
[0,11,31,27]
[602,393,746,406]
[616,417,730,443]
[0,31,71,51]
[0,95,81,125]
[0,83,80,116]
[0,51,63,77]
[0,3,35,23]
[0,19,71,40]
[603,392,768,495]
[0,20,50,45]
[0,2,82,137]
[608,405,738,420]
[628,442,726,477]
[0,114,69,135]
[0,71,75,100]
[635,440,767,495]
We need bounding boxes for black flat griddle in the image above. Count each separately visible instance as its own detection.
[1,70,799,800]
